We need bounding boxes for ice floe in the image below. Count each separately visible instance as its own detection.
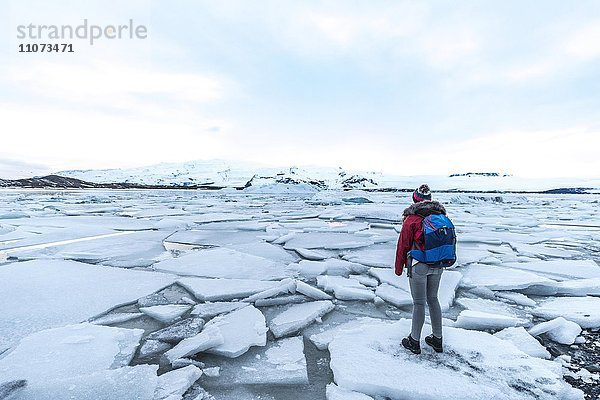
[533,297,600,329]
[494,327,551,359]
[203,305,267,357]
[0,259,174,350]
[269,301,335,338]
[178,277,281,301]
[529,317,583,345]
[154,247,288,280]
[140,304,192,324]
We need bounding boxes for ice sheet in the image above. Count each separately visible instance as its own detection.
[269,301,335,338]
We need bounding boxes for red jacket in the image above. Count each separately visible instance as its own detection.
[395,200,447,275]
[395,214,424,275]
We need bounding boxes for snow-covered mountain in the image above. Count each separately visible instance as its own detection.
[55,159,600,192]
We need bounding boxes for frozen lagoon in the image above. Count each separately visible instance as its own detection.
[0,188,599,400]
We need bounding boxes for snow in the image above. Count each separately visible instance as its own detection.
[153,247,288,280]
[494,327,551,359]
[269,301,335,338]
[0,259,174,350]
[533,297,600,328]
[528,317,583,345]
[326,383,375,400]
[154,365,203,400]
[178,277,281,301]
[91,312,144,325]
[203,305,268,357]
[328,318,582,400]
[139,305,191,324]
[455,310,528,330]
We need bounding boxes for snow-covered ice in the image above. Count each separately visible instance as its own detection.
[191,301,248,319]
[154,365,202,400]
[165,326,225,363]
[328,318,583,400]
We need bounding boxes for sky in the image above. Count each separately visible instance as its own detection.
[1,0,600,179]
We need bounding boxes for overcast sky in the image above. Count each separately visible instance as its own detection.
[2,0,600,179]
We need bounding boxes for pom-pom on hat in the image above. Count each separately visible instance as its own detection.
[413,184,432,203]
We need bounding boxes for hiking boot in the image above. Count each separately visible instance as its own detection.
[425,334,443,353]
[402,335,421,354]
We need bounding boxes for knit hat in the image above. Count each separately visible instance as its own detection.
[412,184,432,203]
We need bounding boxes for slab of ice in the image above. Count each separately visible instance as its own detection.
[503,260,600,280]
[316,275,374,300]
[11,230,170,268]
[139,339,172,359]
[191,302,248,319]
[348,274,378,287]
[165,326,225,363]
[164,229,261,247]
[295,280,332,300]
[326,384,374,400]
[328,318,582,400]
[494,327,551,359]
[195,213,253,223]
[153,247,288,281]
[90,312,144,325]
[140,305,191,324]
[455,310,528,331]
[228,241,297,263]
[178,278,281,301]
[554,278,600,296]
[460,263,556,291]
[310,318,391,350]
[242,279,296,303]
[8,365,159,400]
[255,294,310,307]
[269,301,335,338]
[283,232,374,250]
[201,336,308,386]
[294,247,330,260]
[0,259,174,350]
[342,247,394,268]
[332,286,376,301]
[291,259,369,278]
[147,318,205,343]
[494,291,537,307]
[456,298,525,318]
[533,297,600,329]
[154,365,202,400]
[528,317,583,345]
[375,284,413,308]
[0,323,143,383]
[204,305,268,357]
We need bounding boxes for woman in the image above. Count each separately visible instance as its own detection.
[395,184,446,354]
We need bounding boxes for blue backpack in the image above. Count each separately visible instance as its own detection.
[410,214,457,267]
